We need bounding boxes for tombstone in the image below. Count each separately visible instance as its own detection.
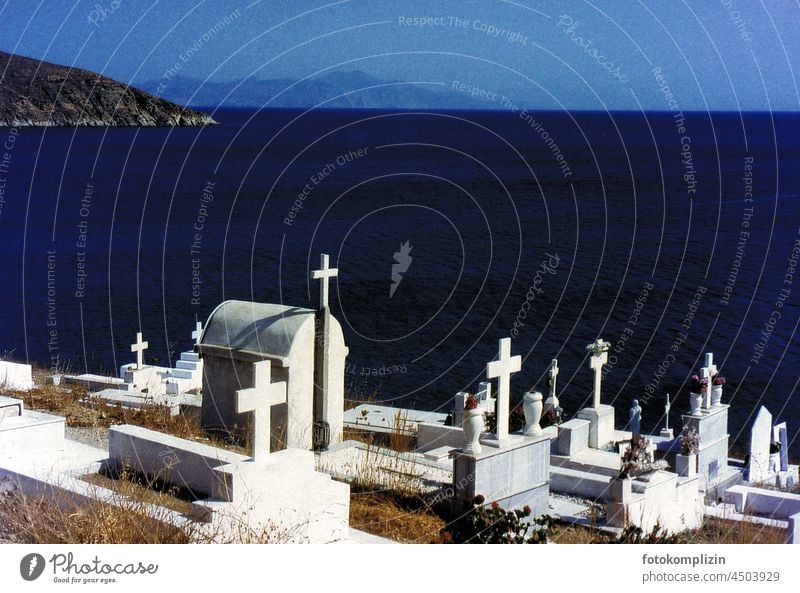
[699,352,717,410]
[576,338,614,448]
[485,337,521,446]
[628,399,642,437]
[0,360,33,391]
[774,422,789,472]
[659,393,674,438]
[452,391,469,426]
[748,406,773,483]
[199,300,348,451]
[543,359,560,419]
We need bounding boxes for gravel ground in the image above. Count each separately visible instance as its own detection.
[65,426,108,449]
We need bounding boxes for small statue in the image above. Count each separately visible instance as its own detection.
[629,399,642,437]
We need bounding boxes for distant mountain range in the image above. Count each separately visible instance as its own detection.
[140,70,489,110]
[0,51,216,126]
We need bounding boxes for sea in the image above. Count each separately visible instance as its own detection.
[0,108,798,454]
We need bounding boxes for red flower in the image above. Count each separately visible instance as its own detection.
[522,505,532,516]
[464,394,479,410]
[491,501,500,510]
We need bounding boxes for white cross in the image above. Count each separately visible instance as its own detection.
[665,393,671,431]
[549,358,559,401]
[311,253,338,310]
[235,360,287,461]
[700,352,718,409]
[586,338,610,408]
[486,337,521,443]
[130,332,148,370]
[191,321,204,346]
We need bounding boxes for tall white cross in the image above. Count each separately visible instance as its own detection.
[130,332,148,369]
[191,321,204,346]
[486,337,522,443]
[549,358,559,402]
[311,253,338,310]
[664,393,671,431]
[586,338,610,408]
[700,352,718,409]
[235,360,287,461]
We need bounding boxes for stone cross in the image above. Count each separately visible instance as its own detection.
[586,338,610,408]
[235,360,287,460]
[549,358,559,402]
[664,393,671,431]
[486,337,521,443]
[192,321,203,346]
[130,332,149,370]
[700,352,718,409]
[311,253,339,310]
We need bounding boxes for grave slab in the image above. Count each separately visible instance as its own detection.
[0,361,33,391]
[576,405,615,449]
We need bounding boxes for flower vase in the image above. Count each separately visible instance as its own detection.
[711,384,723,407]
[523,391,543,436]
[690,392,703,415]
[462,409,483,454]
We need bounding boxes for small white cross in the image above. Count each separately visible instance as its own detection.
[235,360,287,460]
[191,321,204,346]
[700,352,718,409]
[311,253,339,310]
[665,393,671,431]
[486,337,522,443]
[586,338,610,408]
[549,359,559,401]
[130,332,148,370]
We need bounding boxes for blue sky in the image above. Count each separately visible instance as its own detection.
[1,0,798,110]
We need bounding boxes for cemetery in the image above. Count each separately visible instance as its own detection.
[1,254,799,544]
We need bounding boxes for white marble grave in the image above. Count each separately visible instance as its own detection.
[576,338,615,449]
[0,360,33,391]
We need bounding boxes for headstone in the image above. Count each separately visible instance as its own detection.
[699,353,718,409]
[192,321,204,346]
[587,339,610,408]
[235,360,287,460]
[311,253,338,310]
[0,360,33,391]
[485,337,521,445]
[453,391,468,426]
[775,423,789,472]
[130,332,149,370]
[629,399,642,436]
[748,406,773,483]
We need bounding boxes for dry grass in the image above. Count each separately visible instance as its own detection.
[0,487,190,544]
[678,517,787,544]
[349,489,445,543]
[10,384,246,454]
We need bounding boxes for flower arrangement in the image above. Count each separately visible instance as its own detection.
[688,374,708,393]
[619,436,668,479]
[680,426,700,455]
[464,394,479,411]
[439,495,551,544]
[712,373,726,386]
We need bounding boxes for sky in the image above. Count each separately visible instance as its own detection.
[0,0,798,110]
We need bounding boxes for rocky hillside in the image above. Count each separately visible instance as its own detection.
[0,51,216,126]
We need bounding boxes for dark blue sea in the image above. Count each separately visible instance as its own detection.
[1,109,798,454]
